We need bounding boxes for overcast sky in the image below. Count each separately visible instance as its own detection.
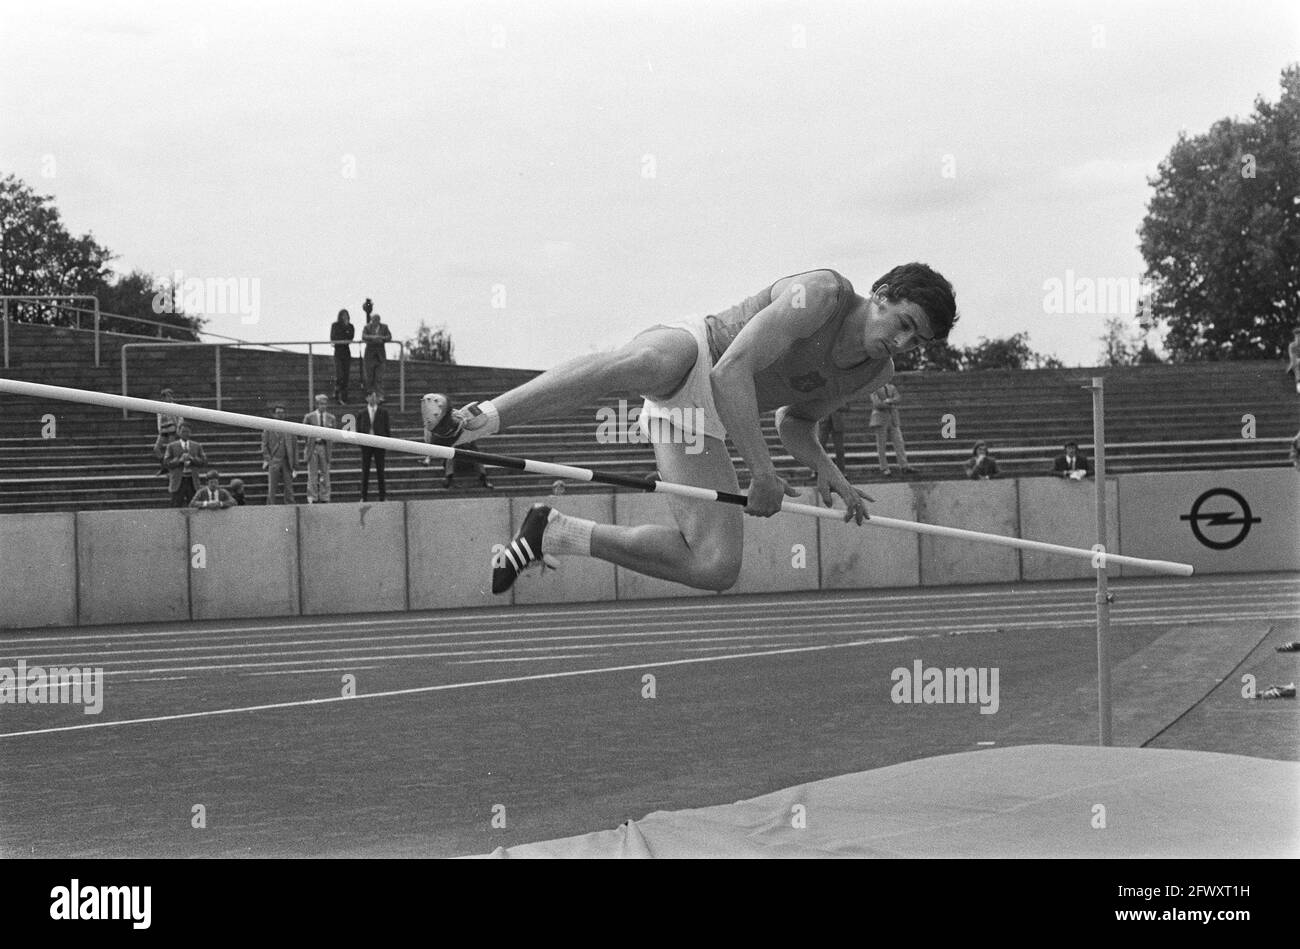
[3,0,1297,369]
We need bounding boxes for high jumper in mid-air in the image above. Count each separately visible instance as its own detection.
[423,263,957,594]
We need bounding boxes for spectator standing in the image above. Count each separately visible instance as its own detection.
[301,393,337,503]
[153,386,183,474]
[964,440,999,480]
[1052,441,1091,480]
[331,309,355,404]
[356,389,390,501]
[421,393,492,490]
[818,404,850,476]
[190,470,236,510]
[261,403,298,504]
[1288,327,1300,395]
[869,382,914,476]
[361,306,393,400]
[164,423,207,506]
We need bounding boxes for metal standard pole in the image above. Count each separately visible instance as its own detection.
[400,344,406,412]
[1090,375,1112,746]
[120,345,129,419]
[2,299,8,369]
[307,343,314,411]
[94,299,101,367]
[215,346,222,412]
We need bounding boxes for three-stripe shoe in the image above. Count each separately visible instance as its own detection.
[492,503,557,594]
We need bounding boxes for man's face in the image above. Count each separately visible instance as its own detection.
[862,291,935,359]
[316,397,327,412]
[1066,446,1077,458]
[273,407,285,420]
[206,478,219,491]
[178,427,191,442]
[367,393,379,407]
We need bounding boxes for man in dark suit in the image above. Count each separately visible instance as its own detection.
[164,423,207,507]
[1052,441,1091,480]
[361,307,393,400]
[356,389,391,501]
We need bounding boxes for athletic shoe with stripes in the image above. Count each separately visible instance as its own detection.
[491,503,556,594]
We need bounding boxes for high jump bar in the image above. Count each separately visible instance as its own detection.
[0,378,1194,576]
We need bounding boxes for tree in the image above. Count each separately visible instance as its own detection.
[893,333,1061,371]
[1138,64,1300,361]
[0,173,112,298]
[97,269,202,339]
[0,174,201,339]
[1099,316,1163,366]
[963,333,1064,370]
[407,320,455,363]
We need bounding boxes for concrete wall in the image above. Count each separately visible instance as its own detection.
[914,479,1020,586]
[0,513,77,628]
[6,468,1292,630]
[1116,468,1300,576]
[819,482,921,590]
[728,486,821,596]
[76,509,190,625]
[298,502,407,614]
[1018,477,1121,581]
[407,496,512,610]
[189,506,300,620]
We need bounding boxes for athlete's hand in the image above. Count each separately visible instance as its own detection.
[745,470,799,517]
[817,466,874,524]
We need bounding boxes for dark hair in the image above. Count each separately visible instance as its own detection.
[337,309,349,320]
[970,440,988,456]
[1064,441,1078,450]
[871,262,958,341]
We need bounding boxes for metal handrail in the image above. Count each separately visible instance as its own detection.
[121,339,407,418]
[1,295,294,369]
[46,300,262,347]
[2,295,100,368]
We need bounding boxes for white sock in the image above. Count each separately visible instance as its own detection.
[455,399,500,444]
[541,509,595,557]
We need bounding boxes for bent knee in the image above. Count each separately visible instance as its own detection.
[695,550,741,592]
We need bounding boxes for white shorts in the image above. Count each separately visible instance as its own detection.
[637,318,729,444]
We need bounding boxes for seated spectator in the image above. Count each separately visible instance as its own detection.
[191,471,236,510]
[229,478,248,505]
[164,424,207,506]
[964,440,999,480]
[1052,441,1091,480]
[153,386,183,474]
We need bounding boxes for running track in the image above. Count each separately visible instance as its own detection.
[1,572,1297,857]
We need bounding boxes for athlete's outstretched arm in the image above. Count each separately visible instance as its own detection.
[709,271,842,516]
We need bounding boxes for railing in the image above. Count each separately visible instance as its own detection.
[1,296,283,369]
[2,295,99,368]
[120,339,407,418]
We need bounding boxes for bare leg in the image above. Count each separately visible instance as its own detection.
[588,430,743,591]
[485,326,698,432]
